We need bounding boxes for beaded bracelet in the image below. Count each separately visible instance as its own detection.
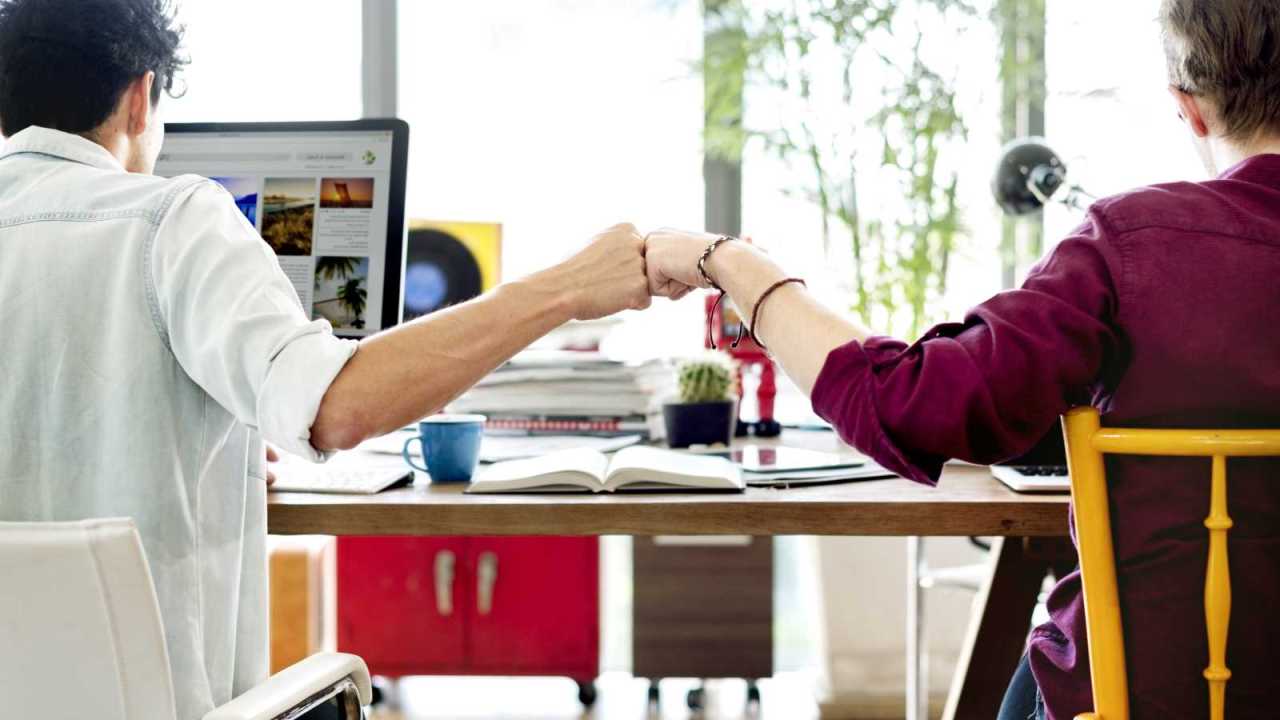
[697,235,736,290]
[701,235,742,350]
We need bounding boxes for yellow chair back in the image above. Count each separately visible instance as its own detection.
[1061,407,1280,720]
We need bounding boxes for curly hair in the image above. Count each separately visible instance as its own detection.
[1161,0,1280,143]
[0,0,186,136]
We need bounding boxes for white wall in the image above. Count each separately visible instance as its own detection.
[162,0,362,123]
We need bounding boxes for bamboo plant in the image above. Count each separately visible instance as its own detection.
[702,0,975,336]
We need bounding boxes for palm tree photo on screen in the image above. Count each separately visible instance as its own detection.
[315,256,360,282]
[312,256,369,330]
[337,278,368,330]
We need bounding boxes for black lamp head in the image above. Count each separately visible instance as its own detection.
[992,137,1067,216]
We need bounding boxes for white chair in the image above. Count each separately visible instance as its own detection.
[905,536,989,720]
[0,518,371,720]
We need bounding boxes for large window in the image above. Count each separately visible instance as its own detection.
[1043,0,1204,242]
[736,1,1005,329]
[161,0,362,123]
[396,0,704,297]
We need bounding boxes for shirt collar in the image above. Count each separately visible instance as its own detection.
[1217,152,1280,188]
[0,125,127,173]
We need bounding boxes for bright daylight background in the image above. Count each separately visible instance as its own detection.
[24,0,1213,688]
[132,0,1206,346]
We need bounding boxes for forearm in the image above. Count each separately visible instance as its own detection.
[707,242,872,393]
[310,267,575,450]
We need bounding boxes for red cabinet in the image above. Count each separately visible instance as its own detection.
[337,537,467,674]
[467,537,598,677]
[337,536,599,688]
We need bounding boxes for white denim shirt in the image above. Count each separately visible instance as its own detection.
[0,127,357,720]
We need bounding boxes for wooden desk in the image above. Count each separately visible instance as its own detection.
[269,463,1067,537]
[268,436,1071,720]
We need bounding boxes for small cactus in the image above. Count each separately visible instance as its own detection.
[676,355,736,404]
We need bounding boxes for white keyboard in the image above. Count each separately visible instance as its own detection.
[990,465,1070,493]
[271,466,413,495]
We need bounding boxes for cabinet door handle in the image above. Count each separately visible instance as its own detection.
[434,550,456,616]
[477,551,498,615]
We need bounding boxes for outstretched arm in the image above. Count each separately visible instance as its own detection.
[153,184,650,461]
[311,224,651,450]
[645,224,1122,484]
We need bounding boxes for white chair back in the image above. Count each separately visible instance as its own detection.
[0,518,176,720]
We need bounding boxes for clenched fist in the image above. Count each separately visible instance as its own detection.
[643,228,723,298]
[557,223,653,320]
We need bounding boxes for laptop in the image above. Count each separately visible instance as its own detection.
[990,427,1070,493]
[155,119,410,339]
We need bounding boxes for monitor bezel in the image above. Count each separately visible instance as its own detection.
[161,118,410,339]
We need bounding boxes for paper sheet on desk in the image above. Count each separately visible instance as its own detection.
[358,431,644,463]
[744,463,896,487]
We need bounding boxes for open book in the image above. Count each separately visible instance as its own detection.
[466,446,744,494]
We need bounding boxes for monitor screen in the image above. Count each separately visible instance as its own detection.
[155,120,408,338]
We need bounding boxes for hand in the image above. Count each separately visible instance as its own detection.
[265,444,280,486]
[554,223,652,320]
[643,228,723,298]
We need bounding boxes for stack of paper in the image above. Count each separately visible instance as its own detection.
[359,430,644,464]
[446,351,675,436]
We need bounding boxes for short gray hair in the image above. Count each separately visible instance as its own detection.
[1160,0,1280,142]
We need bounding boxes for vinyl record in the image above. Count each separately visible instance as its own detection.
[403,228,483,320]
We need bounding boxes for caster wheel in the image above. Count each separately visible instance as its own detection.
[747,681,761,705]
[735,420,752,437]
[647,680,661,706]
[576,680,598,708]
[754,419,783,438]
[686,686,706,711]
[369,676,400,709]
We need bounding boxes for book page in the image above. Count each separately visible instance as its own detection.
[467,449,609,493]
[604,447,743,491]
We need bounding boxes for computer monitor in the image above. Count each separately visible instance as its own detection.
[155,119,409,339]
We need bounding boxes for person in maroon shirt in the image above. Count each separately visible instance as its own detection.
[644,1,1280,718]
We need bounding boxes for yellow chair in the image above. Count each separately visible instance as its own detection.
[1061,407,1280,720]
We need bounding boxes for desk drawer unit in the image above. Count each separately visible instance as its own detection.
[337,536,599,703]
[633,535,773,709]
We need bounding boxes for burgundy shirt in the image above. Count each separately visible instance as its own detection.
[811,154,1280,720]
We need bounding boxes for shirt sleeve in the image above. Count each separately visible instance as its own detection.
[811,211,1125,485]
[148,179,358,461]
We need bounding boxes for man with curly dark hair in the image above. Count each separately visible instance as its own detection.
[0,0,186,138]
[0,0,651,717]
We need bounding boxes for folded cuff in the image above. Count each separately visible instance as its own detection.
[810,338,942,486]
[255,322,358,462]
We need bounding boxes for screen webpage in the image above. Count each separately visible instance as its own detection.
[156,129,395,337]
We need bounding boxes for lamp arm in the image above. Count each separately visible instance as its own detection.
[1059,185,1097,211]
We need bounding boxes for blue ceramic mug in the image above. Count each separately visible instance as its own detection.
[402,414,486,483]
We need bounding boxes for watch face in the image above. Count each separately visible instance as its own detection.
[402,228,484,321]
